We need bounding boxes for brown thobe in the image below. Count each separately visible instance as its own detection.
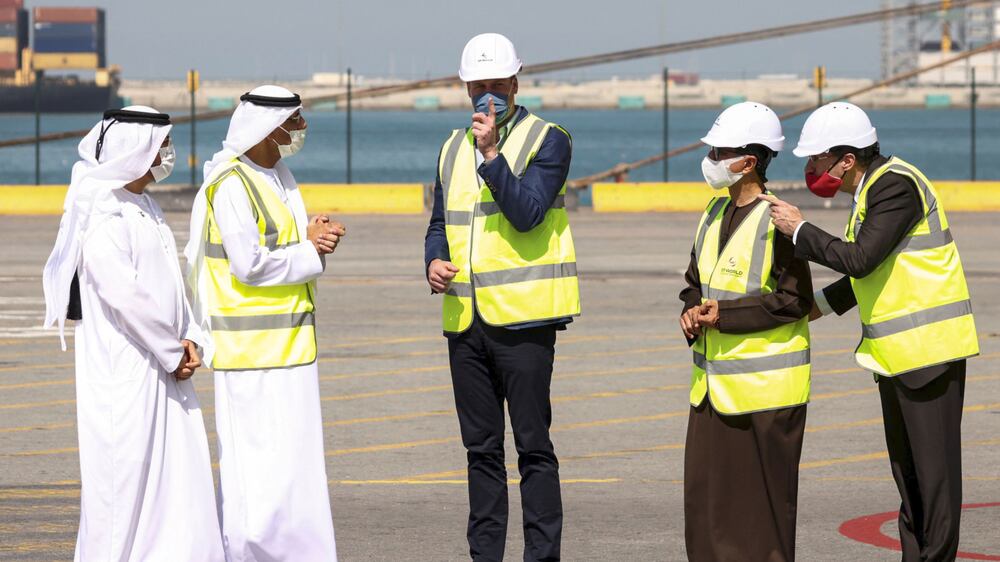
[679,195,813,562]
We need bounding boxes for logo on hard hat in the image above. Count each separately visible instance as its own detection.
[477,52,494,63]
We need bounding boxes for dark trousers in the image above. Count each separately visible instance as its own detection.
[683,400,807,562]
[447,317,562,562]
[878,360,966,562]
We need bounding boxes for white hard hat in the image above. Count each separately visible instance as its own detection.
[793,102,878,157]
[458,33,522,82]
[700,101,784,152]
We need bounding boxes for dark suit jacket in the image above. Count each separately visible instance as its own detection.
[794,155,952,389]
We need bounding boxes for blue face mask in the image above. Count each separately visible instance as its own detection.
[472,90,511,122]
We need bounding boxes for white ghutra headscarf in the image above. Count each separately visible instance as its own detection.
[184,85,302,365]
[42,106,172,349]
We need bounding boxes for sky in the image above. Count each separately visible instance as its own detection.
[25,0,899,81]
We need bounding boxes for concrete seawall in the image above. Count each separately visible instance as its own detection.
[120,76,1000,112]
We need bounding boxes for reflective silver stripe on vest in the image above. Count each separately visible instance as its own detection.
[884,163,942,233]
[440,130,465,213]
[205,241,294,259]
[205,242,228,259]
[693,198,728,261]
[693,348,810,375]
[856,161,944,241]
[702,200,772,302]
[893,228,954,254]
[445,210,474,225]
[511,119,549,177]
[445,195,568,226]
[232,167,281,249]
[205,165,288,255]
[472,262,578,288]
[701,286,753,302]
[445,282,472,298]
[861,299,972,340]
[210,311,315,331]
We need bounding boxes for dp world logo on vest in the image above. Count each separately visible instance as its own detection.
[721,256,745,277]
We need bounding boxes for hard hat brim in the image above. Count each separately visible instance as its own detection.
[792,145,823,158]
[701,133,784,153]
[792,128,877,158]
[458,64,522,83]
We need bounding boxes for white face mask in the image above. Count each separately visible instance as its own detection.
[701,155,747,190]
[150,143,175,183]
[273,126,306,158]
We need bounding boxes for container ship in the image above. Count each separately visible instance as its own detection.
[0,2,121,113]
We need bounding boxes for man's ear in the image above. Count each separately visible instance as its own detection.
[738,155,757,174]
[511,76,519,95]
[841,153,858,172]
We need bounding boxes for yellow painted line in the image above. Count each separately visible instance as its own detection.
[327,436,459,456]
[332,478,621,486]
[812,475,1000,482]
[0,541,78,554]
[555,410,688,431]
[318,364,445,383]
[552,384,681,403]
[0,487,79,499]
[0,421,74,434]
[801,437,1000,470]
[5,370,996,459]
[395,383,1000,481]
[807,401,1000,434]
[801,451,889,469]
[0,362,72,374]
[0,521,76,530]
[322,387,686,456]
[0,349,67,360]
[320,383,453,402]
[0,398,75,411]
[324,410,453,428]
[403,468,468,481]
[0,335,669,389]
[0,378,73,390]
[7,447,79,458]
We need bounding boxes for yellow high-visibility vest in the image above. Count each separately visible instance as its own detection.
[438,113,580,333]
[199,159,317,370]
[847,157,978,375]
[691,196,811,415]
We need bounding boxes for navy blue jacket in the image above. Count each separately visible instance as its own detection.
[423,106,573,330]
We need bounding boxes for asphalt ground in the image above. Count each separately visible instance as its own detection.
[0,209,997,561]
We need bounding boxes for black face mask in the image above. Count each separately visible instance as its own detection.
[94,109,172,161]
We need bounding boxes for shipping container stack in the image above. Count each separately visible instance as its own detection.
[0,0,28,75]
[32,6,105,70]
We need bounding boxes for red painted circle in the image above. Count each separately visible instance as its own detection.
[839,502,1000,561]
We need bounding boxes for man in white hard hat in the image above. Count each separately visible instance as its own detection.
[763,101,978,561]
[186,86,342,561]
[679,102,813,562]
[42,107,224,560]
[423,33,579,562]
